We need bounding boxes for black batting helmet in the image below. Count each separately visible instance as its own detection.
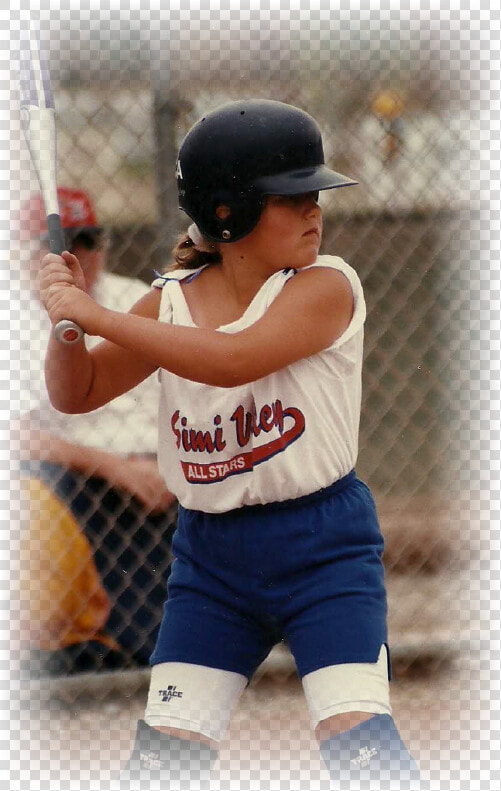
[176,99,357,244]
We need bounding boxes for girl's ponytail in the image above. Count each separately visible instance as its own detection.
[167,232,221,272]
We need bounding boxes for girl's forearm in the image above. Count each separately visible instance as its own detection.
[97,308,243,387]
[25,428,121,479]
[45,331,94,412]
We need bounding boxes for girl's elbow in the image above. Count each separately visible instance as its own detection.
[219,357,264,387]
[211,369,248,388]
[210,354,254,388]
[47,390,90,414]
[48,398,82,414]
[220,374,251,388]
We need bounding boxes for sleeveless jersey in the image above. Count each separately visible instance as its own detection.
[153,255,366,513]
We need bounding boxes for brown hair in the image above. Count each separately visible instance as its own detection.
[166,232,222,272]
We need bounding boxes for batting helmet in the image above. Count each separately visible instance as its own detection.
[176,99,357,243]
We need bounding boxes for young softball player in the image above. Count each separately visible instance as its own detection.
[40,100,423,789]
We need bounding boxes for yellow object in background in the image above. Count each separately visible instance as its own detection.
[371,89,405,121]
[370,90,406,163]
[19,478,119,652]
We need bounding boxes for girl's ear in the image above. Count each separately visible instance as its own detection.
[215,205,231,220]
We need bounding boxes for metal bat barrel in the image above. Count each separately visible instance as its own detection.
[20,29,85,346]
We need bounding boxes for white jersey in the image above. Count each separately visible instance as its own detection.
[154,255,366,513]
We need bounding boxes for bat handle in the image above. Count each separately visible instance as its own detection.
[47,213,85,345]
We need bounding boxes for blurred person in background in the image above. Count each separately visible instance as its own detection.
[16,187,176,675]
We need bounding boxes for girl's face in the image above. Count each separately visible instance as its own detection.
[228,192,322,271]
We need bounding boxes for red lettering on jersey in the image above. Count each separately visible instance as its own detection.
[171,410,181,449]
[230,399,286,447]
[170,411,226,453]
[180,404,305,484]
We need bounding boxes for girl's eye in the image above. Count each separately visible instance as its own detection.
[274,193,319,205]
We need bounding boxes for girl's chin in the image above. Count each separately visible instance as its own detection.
[267,245,320,271]
[296,249,321,267]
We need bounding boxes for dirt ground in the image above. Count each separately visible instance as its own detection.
[9,655,470,791]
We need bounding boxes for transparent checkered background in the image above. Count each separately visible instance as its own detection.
[4,3,501,790]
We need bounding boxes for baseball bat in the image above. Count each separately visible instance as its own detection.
[20,28,84,345]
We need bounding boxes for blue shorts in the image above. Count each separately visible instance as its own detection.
[150,471,388,680]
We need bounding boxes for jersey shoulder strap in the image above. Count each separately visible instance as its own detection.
[305,255,367,349]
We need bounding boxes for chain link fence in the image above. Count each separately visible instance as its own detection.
[16,75,465,695]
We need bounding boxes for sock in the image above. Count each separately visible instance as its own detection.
[320,714,424,790]
[121,719,218,788]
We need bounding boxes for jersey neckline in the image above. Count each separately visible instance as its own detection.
[173,266,296,332]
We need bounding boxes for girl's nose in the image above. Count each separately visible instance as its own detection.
[304,193,321,214]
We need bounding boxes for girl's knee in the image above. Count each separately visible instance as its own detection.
[122,719,219,782]
[315,711,375,742]
[154,724,218,750]
[318,714,423,788]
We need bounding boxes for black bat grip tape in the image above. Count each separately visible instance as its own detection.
[47,213,85,345]
[47,213,66,256]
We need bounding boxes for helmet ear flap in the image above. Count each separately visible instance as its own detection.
[210,189,233,227]
[215,205,232,221]
[208,190,235,241]
[193,188,263,243]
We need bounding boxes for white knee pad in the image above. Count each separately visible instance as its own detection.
[302,644,392,730]
[144,662,248,743]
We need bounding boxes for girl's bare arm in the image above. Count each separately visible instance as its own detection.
[45,261,353,395]
[44,278,162,413]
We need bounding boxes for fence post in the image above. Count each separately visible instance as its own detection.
[152,89,188,268]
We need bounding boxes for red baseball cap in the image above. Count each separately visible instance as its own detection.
[19,187,102,243]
